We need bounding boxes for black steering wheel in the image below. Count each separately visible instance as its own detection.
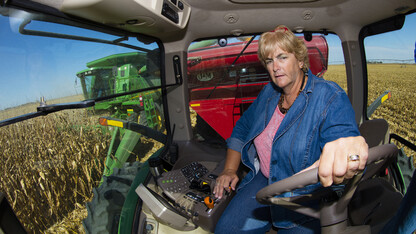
[256,144,399,234]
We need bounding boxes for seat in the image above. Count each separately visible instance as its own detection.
[359,119,389,148]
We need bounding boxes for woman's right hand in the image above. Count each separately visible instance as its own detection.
[214,169,239,199]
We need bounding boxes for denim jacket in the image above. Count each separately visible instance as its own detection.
[226,69,360,228]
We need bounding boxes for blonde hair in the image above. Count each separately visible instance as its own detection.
[258,25,309,72]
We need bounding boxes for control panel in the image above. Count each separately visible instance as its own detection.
[162,0,186,24]
[138,161,233,232]
[158,161,211,201]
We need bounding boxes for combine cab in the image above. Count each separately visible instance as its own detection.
[77,52,162,128]
[188,36,328,139]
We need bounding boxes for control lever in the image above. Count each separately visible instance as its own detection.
[204,196,215,209]
[149,157,164,179]
[189,180,211,194]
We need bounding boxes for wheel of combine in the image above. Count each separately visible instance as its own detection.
[397,148,415,193]
[83,162,140,234]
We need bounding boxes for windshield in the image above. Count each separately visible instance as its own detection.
[0,8,162,121]
[77,67,114,99]
[0,6,166,233]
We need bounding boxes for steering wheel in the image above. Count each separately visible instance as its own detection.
[256,144,399,234]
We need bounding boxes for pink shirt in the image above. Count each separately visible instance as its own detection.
[253,106,285,178]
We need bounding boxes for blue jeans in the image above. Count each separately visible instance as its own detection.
[215,172,320,234]
[381,170,416,233]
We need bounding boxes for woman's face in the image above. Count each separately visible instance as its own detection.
[265,45,303,92]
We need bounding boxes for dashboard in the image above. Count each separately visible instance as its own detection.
[136,161,233,232]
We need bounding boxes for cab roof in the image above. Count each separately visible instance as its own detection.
[25,0,416,42]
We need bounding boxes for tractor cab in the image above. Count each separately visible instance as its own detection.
[0,0,415,234]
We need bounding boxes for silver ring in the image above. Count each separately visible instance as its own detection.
[348,154,360,161]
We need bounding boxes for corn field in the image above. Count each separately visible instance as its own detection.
[0,109,111,233]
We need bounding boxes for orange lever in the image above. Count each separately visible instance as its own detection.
[204,196,214,209]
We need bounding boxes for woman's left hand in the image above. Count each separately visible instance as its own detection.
[299,136,368,187]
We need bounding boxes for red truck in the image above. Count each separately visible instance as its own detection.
[188,36,328,140]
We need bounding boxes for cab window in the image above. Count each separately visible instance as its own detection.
[0,8,165,233]
[363,12,416,158]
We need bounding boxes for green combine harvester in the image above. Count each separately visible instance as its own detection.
[76,52,163,179]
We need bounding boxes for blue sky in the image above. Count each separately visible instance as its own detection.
[365,13,416,62]
[0,18,144,110]
[0,12,415,110]
[327,13,416,64]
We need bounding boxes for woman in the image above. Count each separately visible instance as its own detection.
[214,26,368,233]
